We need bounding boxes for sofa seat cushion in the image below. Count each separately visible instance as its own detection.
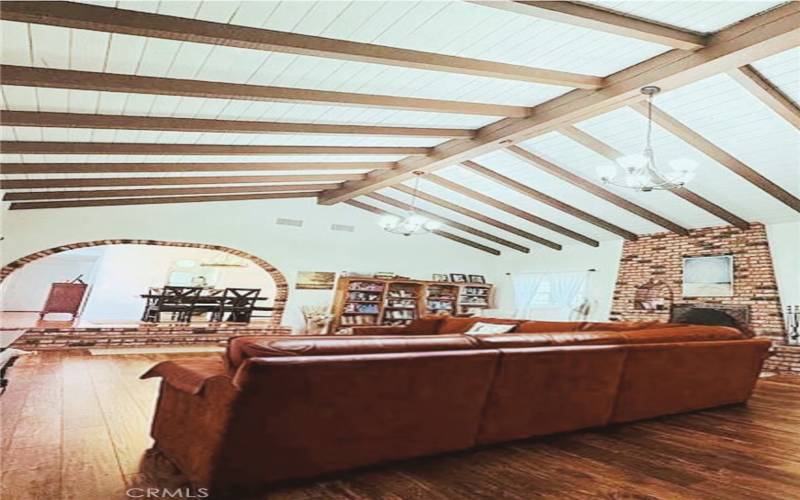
[515,321,584,333]
[619,325,745,344]
[437,317,521,334]
[473,331,626,349]
[226,334,479,369]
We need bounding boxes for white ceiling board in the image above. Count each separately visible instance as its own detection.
[583,1,785,33]
[518,132,720,229]
[0,153,409,165]
[575,106,798,224]
[1,21,32,66]
[751,47,800,105]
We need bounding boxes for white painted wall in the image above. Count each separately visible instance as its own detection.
[767,221,800,308]
[0,198,505,330]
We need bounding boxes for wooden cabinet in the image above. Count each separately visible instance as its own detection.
[330,277,493,332]
[40,282,88,320]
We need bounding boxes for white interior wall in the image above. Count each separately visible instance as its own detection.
[767,221,800,308]
[0,198,505,330]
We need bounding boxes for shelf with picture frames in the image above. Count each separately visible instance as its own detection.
[329,275,494,332]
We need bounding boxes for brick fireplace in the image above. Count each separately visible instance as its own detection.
[610,223,797,373]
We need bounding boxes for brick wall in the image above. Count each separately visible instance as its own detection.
[610,223,797,373]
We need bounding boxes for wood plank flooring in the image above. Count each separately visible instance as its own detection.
[2,351,799,499]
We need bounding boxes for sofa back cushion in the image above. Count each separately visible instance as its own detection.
[437,317,521,334]
[619,325,745,344]
[477,345,627,444]
[515,321,584,333]
[472,331,626,349]
[224,351,499,486]
[405,316,446,335]
[226,334,479,369]
[579,321,682,332]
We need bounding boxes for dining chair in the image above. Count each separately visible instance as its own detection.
[213,288,261,323]
[142,286,202,323]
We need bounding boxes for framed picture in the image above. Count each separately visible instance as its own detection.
[450,273,467,283]
[295,271,336,290]
[468,274,486,284]
[432,273,448,282]
[682,255,733,297]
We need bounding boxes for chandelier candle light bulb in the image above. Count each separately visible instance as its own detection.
[379,172,442,236]
[595,86,699,192]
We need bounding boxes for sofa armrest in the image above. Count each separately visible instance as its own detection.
[344,326,410,336]
[141,355,230,395]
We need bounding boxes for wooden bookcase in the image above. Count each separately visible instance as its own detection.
[330,277,493,332]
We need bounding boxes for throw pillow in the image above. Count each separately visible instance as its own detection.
[465,322,516,335]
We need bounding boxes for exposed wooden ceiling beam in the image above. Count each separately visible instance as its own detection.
[0,1,602,89]
[317,3,800,204]
[344,199,501,256]
[505,145,690,235]
[559,125,751,230]
[0,162,393,175]
[462,160,638,240]
[470,1,705,50]
[391,184,562,250]
[727,65,800,130]
[631,102,800,213]
[426,174,599,247]
[0,174,361,190]
[366,192,530,253]
[2,183,340,201]
[9,192,318,210]
[0,111,475,138]
[1,65,528,118]
[0,141,429,156]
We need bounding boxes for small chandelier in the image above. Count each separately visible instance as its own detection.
[379,171,441,236]
[595,86,698,192]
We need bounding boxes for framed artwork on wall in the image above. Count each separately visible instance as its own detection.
[450,274,467,283]
[468,274,486,284]
[682,255,734,297]
[296,271,337,290]
[432,274,448,282]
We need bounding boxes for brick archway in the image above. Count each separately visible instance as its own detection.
[0,239,288,325]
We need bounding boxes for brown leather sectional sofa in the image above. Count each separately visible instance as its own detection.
[143,317,770,497]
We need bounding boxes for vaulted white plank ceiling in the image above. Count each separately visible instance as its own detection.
[1,0,798,256]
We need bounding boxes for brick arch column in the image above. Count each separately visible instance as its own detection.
[0,239,288,325]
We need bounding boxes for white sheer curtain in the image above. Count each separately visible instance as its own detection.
[511,273,546,319]
[512,271,588,320]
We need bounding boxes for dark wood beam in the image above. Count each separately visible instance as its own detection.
[0,162,394,174]
[366,192,530,253]
[462,160,639,240]
[505,145,690,235]
[0,174,361,190]
[727,65,800,130]
[0,110,475,138]
[391,184,562,250]
[559,125,751,230]
[317,3,800,203]
[471,1,705,50]
[344,199,501,255]
[8,192,318,210]
[1,65,529,118]
[633,102,800,213]
[2,183,340,201]
[425,174,599,246]
[0,141,429,156]
[0,1,602,88]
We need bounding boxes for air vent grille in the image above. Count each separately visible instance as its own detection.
[331,224,355,232]
[276,218,303,227]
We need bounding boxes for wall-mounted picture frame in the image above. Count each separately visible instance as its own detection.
[450,273,467,283]
[468,274,486,284]
[295,271,337,290]
[682,255,734,297]
[432,274,448,282]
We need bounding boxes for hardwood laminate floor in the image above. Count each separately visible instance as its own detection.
[2,351,799,499]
